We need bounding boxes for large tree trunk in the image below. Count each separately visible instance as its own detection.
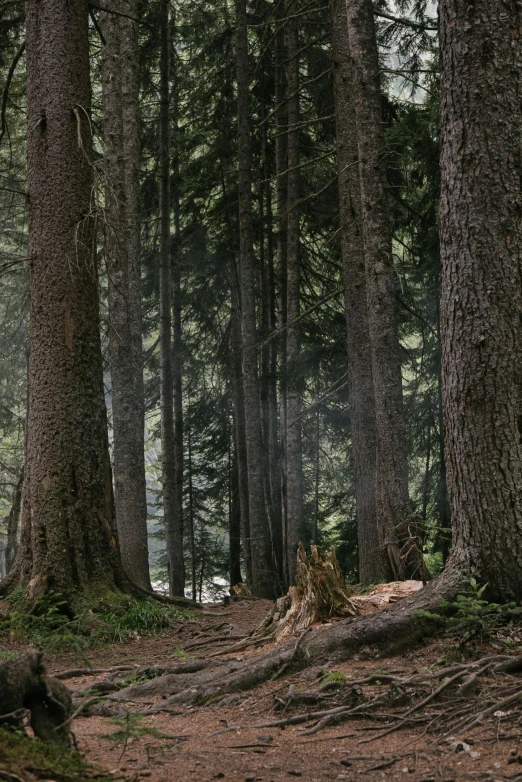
[331,0,387,585]
[234,0,276,598]
[159,0,185,596]
[260,102,284,590]
[171,24,185,604]
[345,0,426,581]
[101,2,151,591]
[439,0,522,600]
[285,7,306,584]
[275,7,289,589]
[14,0,123,602]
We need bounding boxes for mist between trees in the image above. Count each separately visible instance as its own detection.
[0,0,520,610]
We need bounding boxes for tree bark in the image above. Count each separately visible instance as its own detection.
[171,20,185,604]
[101,1,151,591]
[275,7,289,589]
[229,437,243,588]
[230,256,253,586]
[159,0,185,596]
[345,0,426,581]
[17,0,123,603]
[260,103,284,590]
[439,0,522,600]
[285,7,306,584]
[234,0,276,598]
[331,0,388,585]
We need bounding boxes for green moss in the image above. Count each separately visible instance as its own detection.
[0,591,194,657]
[0,727,113,782]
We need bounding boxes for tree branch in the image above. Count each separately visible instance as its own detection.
[375,10,437,32]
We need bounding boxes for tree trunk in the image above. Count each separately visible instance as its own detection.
[16,0,123,603]
[171,21,185,604]
[159,0,185,597]
[439,0,522,601]
[101,2,151,591]
[229,255,253,586]
[234,0,276,598]
[229,436,243,588]
[275,8,289,589]
[261,106,285,590]
[331,0,387,585]
[345,0,426,581]
[285,7,306,584]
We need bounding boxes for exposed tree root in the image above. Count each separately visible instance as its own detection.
[99,567,461,710]
[250,652,522,739]
[212,545,358,657]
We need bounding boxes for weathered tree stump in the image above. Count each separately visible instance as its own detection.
[216,544,358,654]
[0,650,72,745]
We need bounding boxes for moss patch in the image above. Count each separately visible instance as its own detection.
[0,727,115,781]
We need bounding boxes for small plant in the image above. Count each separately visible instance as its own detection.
[0,726,113,782]
[0,590,90,660]
[418,574,522,646]
[91,597,192,645]
[0,592,192,655]
[0,649,18,660]
[171,645,189,659]
[321,670,347,684]
[104,713,169,759]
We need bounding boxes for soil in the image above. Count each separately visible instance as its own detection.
[4,595,522,782]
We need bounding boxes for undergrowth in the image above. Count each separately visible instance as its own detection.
[0,726,113,782]
[0,590,192,657]
[418,575,522,647]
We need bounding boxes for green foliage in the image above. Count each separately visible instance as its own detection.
[171,645,190,659]
[0,649,18,660]
[417,576,522,645]
[104,713,170,758]
[0,590,90,659]
[89,597,192,644]
[0,726,113,782]
[321,670,347,684]
[0,591,192,654]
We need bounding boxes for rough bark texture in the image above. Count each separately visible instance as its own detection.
[159,0,185,597]
[260,116,284,590]
[230,256,252,586]
[229,446,243,588]
[439,0,522,600]
[234,0,276,598]
[171,36,185,603]
[331,0,387,585]
[285,8,306,584]
[101,1,151,591]
[15,0,123,601]
[345,0,426,581]
[0,651,72,746]
[275,7,289,589]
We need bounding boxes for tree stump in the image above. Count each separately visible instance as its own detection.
[216,544,358,654]
[0,650,72,745]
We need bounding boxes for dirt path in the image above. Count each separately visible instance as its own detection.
[36,599,522,782]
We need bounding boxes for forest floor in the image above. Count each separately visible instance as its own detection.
[4,596,522,782]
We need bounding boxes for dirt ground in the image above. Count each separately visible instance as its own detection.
[17,597,520,782]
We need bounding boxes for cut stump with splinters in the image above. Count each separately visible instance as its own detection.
[215,545,358,655]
